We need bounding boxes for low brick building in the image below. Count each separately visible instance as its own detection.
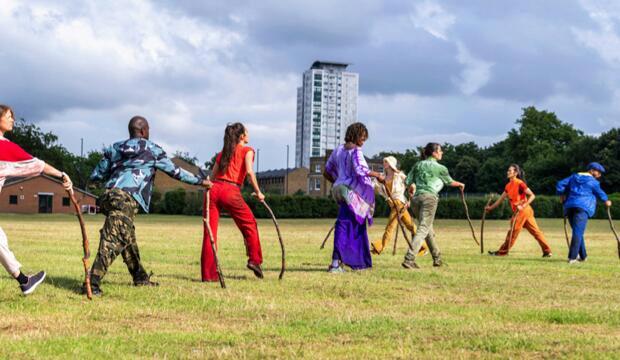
[256,167,309,195]
[0,175,98,214]
[153,157,203,194]
[307,150,384,197]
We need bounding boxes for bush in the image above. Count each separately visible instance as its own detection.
[148,190,620,220]
[162,188,187,214]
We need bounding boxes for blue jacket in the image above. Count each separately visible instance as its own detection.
[556,172,608,217]
[91,138,203,212]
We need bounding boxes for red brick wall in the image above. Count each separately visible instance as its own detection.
[0,176,97,214]
[153,157,202,194]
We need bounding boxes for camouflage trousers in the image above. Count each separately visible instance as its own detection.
[90,188,149,286]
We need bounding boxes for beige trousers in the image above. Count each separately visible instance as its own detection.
[0,226,21,275]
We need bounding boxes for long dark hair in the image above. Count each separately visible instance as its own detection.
[509,163,526,182]
[422,142,441,160]
[218,122,246,174]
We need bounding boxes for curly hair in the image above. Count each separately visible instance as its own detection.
[344,122,368,144]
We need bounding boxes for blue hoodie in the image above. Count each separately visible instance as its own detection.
[556,172,608,217]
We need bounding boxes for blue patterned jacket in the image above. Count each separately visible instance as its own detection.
[90,138,203,212]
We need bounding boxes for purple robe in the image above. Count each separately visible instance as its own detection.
[325,145,375,224]
[326,145,374,269]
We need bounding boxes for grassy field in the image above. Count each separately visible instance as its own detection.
[0,214,618,359]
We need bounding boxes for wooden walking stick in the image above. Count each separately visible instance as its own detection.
[606,207,620,260]
[392,205,411,255]
[392,220,400,255]
[460,188,479,246]
[320,222,336,250]
[382,184,414,251]
[563,216,571,249]
[480,196,494,255]
[254,196,286,280]
[203,189,226,289]
[505,208,521,255]
[66,187,92,300]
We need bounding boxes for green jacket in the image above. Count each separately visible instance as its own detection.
[405,158,454,196]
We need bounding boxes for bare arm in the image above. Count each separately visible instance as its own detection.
[450,181,465,191]
[407,184,417,199]
[369,170,385,183]
[517,188,536,210]
[245,150,264,201]
[43,163,73,191]
[486,192,508,212]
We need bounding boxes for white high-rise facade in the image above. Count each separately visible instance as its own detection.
[295,61,359,168]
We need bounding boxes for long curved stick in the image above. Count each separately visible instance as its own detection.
[66,189,92,300]
[391,205,411,255]
[563,216,571,249]
[606,207,620,260]
[203,190,226,288]
[392,220,399,256]
[258,199,286,280]
[505,208,521,255]
[320,223,336,250]
[480,197,494,255]
[382,185,413,250]
[460,188,479,246]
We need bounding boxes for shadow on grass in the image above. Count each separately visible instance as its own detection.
[46,275,83,294]
[157,273,251,282]
[273,267,327,273]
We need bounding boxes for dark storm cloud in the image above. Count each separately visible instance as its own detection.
[157,0,615,103]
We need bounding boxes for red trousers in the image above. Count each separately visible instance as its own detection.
[201,181,262,281]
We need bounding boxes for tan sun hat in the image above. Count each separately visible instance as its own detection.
[383,156,399,172]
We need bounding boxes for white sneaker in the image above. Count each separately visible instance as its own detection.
[568,259,578,265]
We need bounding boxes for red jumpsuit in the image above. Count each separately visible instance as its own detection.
[201,145,262,281]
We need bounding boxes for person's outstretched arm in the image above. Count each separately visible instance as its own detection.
[244,150,264,201]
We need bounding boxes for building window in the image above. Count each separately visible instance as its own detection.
[9,195,17,205]
[62,197,71,207]
[314,179,321,191]
[315,164,321,173]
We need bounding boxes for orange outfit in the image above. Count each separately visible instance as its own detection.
[496,178,551,255]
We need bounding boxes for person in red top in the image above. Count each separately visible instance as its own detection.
[201,123,265,281]
[484,164,552,257]
[0,104,73,295]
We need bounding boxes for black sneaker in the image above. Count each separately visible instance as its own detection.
[542,252,552,258]
[247,262,264,279]
[433,258,443,267]
[401,259,420,269]
[82,283,103,296]
[20,271,46,295]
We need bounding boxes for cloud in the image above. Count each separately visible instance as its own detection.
[574,0,620,66]
[453,42,493,95]
[410,0,456,41]
[2,0,620,171]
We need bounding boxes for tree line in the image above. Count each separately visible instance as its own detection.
[7,106,619,198]
[378,106,619,195]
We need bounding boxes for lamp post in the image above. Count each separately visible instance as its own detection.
[285,145,289,195]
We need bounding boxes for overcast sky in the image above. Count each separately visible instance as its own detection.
[2,0,620,170]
